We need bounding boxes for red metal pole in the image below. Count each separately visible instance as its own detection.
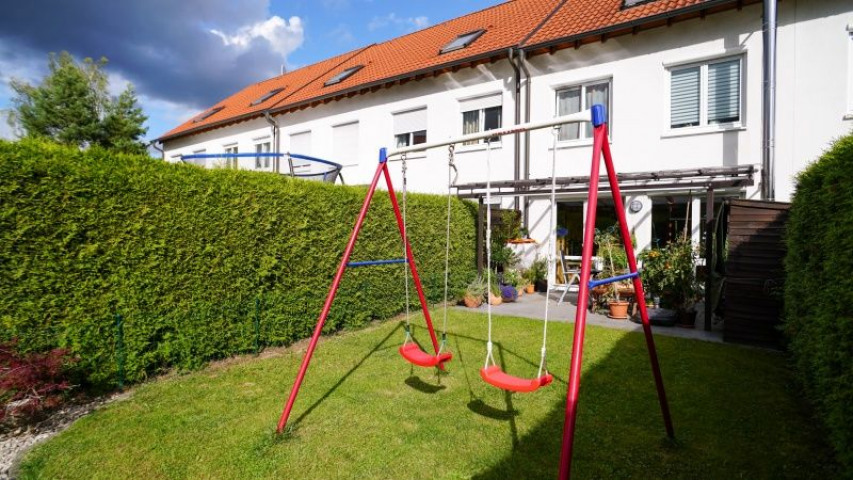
[276,161,386,434]
[558,123,606,479]
[382,162,443,360]
[600,136,675,438]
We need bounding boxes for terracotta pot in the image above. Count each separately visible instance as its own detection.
[516,288,524,297]
[463,295,483,308]
[488,292,503,306]
[525,284,535,294]
[607,300,630,320]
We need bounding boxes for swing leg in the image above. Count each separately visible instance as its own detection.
[276,160,385,435]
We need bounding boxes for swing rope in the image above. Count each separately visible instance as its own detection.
[401,153,412,344]
[537,127,560,377]
[484,139,496,369]
[440,145,458,353]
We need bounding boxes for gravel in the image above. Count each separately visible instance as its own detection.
[0,394,125,479]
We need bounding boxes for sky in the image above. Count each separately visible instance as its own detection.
[0,0,501,144]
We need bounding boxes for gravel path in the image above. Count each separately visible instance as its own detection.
[0,394,125,480]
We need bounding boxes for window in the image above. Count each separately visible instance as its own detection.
[250,88,284,106]
[324,65,363,87]
[669,56,742,129]
[393,108,427,148]
[255,141,271,170]
[289,131,312,171]
[459,94,502,145]
[224,145,238,169]
[189,149,206,167]
[440,30,485,54]
[555,79,611,141]
[333,122,359,163]
[192,107,223,123]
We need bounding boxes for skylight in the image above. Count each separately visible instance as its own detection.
[440,29,486,54]
[250,88,285,106]
[324,65,364,87]
[192,106,224,123]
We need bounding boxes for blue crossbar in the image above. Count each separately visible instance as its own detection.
[347,258,408,268]
[588,271,640,288]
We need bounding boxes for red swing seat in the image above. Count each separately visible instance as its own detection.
[480,365,553,393]
[399,343,453,368]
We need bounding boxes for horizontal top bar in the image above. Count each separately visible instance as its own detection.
[347,258,409,267]
[588,271,640,288]
[386,109,593,159]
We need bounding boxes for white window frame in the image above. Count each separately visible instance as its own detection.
[665,54,745,135]
[553,77,612,145]
[254,141,272,171]
[459,94,503,147]
[223,144,239,169]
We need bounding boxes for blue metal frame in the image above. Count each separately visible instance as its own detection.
[588,271,639,289]
[178,152,343,178]
[346,258,409,268]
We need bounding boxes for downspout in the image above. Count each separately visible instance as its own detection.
[761,0,777,201]
[508,48,522,212]
[519,49,533,229]
[264,111,293,176]
[149,140,164,161]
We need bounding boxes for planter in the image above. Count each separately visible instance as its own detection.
[525,284,535,294]
[516,287,524,298]
[676,309,697,328]
[488,292,503,306]
[463,295,483,308]
[500,285,518,303]
[607,300,630,320]
[534,279,547,292]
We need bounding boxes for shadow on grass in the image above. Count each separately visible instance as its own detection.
[405,376,446,394]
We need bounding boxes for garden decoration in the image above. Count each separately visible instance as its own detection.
[275,105,674,480]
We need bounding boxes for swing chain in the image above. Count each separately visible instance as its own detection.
[401,153,410,329]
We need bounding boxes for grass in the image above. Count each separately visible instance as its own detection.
[18,310,836,479]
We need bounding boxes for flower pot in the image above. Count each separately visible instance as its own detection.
[500,285,518,303]
[607,300,630,320]
[534,279,547,292]
[676,309,697,328]
[516,287,524,297]
[525,284,535,294]
[488,292,503,306]
[463,294,483,308]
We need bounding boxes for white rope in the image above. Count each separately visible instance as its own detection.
[484,140,495,369]
[401,154,411,343]
[537,128,559,377]
[441,145,457,352]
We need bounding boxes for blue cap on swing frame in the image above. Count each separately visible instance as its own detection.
[591,104,607,127]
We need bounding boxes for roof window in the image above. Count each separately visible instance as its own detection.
[250,88,285,106]
[192,106,224,123]
[324,65,364,87]
[440,29,486,54]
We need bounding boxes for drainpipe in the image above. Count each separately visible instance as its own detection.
[508,48,522,212]
[149,140,164,161]
[761,0,777,201]
[519,49,534,229]
[264,111,293,176]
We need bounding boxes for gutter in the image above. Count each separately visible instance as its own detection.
[508,48,522,212]
[263,111,293,176]
[149,140,164,161]
[761,0,777,200]
[518,49,533,229]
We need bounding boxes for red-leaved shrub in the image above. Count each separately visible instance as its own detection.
[0,339,78,421]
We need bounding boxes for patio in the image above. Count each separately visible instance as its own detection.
[455,289,724,343]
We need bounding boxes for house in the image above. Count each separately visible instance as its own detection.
[157,0,853,260]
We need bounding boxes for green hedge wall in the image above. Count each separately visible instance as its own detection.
[0,140,477,387]
[784,132,853,475]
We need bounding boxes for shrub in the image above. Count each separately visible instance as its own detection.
[0,140,477,388]
[784,132,853,475]
[0,339,78,422]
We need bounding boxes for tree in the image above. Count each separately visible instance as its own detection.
[10,51,148,154]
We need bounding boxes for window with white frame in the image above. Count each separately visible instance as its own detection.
[289,131,312,172]
[333,122,359,164]
[555,79,611,141]
[189,149,206,167]
[460,94,502,145]
[393,108,427,148]
[669,56,742,129]
[223,145,239,169]
[255,141,271,170]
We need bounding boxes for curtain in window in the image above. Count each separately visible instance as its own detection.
[255,142,270,169]
[708,59,740,124]
[462,110,479,145]
[557,87,581,141]
[671,67,700,128]
[585,83,609,137]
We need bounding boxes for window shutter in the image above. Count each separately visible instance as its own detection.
[333,122,359,163]
[393,108,427,135]
[707,59,740,124]
[289,131,312,169]
[459,93,501,112]
[670,67,700,128]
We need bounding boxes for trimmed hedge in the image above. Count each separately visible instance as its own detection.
[0,140,477,387]
[784,132,853,475]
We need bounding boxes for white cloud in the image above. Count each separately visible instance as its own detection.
[328,24,355,45]
[368,13,430,32]
[210,15,304,59]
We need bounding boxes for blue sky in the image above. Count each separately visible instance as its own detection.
[0,0,500,144]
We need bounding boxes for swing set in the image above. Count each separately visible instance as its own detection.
[275,105,673,479]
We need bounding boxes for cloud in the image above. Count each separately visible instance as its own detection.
[0,0,306,133]
[368,13,430,32]
[327,24,356,46]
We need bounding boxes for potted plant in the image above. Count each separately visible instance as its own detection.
[502,269,526,298]
[463,276,486,308]
[639,234,701,327]
[488,272,503,306]
[527,257,548,292]
[519,268,535,294]
[595,226,631,319]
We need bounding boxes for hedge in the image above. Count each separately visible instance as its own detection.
[784,132,853,475]
[0,140,477,388]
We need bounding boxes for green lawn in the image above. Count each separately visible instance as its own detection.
[18,311,836,479]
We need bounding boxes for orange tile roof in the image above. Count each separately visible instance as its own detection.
[159,0,742,142]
